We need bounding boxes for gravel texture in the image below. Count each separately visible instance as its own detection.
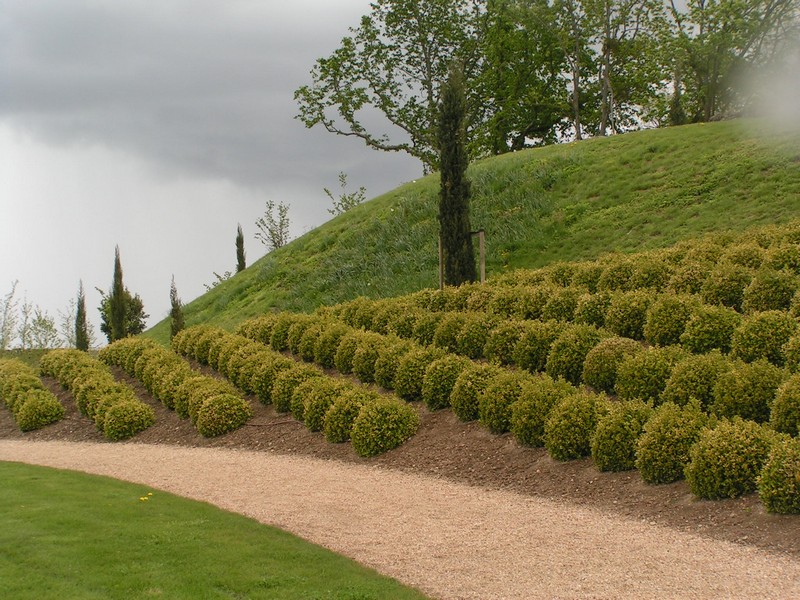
[2,439,799,600]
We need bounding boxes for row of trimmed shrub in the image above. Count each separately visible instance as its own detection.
[39,349,153,440]
[98,337,251,438]
[0,358,64,431]
[172,325,419,456]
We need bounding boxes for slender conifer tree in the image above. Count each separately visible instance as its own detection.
[109,246,127,341]
[169,276,185,341]
[75,280,89,351]
[236,224,246,273]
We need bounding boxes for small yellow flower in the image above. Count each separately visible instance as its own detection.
[147,492,153,497]
[139,497,149,502]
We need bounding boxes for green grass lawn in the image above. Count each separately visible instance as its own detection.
[0,462,429,600]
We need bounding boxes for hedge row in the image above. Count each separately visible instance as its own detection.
[0,359,64,431]
[39,349,153,440]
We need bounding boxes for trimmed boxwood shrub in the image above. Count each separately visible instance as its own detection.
[195,393,253,437]
[572,262,604,292]
[701,263,753,311]
[510,375,576,447]
[661,351,731,409]
[771,375,800,437]
[102,400,156,441]
[513,320,563,374]
[785,335,800,374]
[313,323,352,369]
[544,392,611,461]
[388,307,421,339]
[615,346,688,404]
[574,292,611,328]
[450,363,502,422]
[412,312,445,346]
[758,437,800,514]
[272,364,324,413]
[299,377,350,432]
[251,354,295,404]
[15,389,64,432]
[667,260,712,295]
[352,332,388,384]
[680,305,741,354]
[297,322,326,362]
[351,398,421,457]
[766,242,800,275]
[712,359,784,423]
[741,268,798,313]
[394,347,446,402]
[432,313,468,353]
[370,301,402,335]
[721,242,765,269]
[373,339,414,390]
[604,290,654,341]
[544,261,576,286]
[465,285,496,312]
[485,321,529,366]
[286,316,315,356]
[187,378,239,425]
[685,418,775,500]
[597,258,635,291]
[269,312,298,351]
[582,337,642,394]
[333,332,361,375]
[541,287,583,322]
[422,355,473,411]
[635,400,709,484]
[546,324,604,385]
[731,310,798,366]
[591,400,652,472]
[324,388,379,443]
[644,295,697,347]
[487,286,530,318]
[456,313,495,359]
[629,258,672,291]
[515,285,557,320]
[478,371,532,434]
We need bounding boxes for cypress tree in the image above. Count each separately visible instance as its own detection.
[75,280,89,351]
[169,276,185,341]
[236,224,246,273]
[438,62,476,287]
[109,246,127,341]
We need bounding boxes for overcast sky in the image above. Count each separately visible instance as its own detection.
[0,0,421,344]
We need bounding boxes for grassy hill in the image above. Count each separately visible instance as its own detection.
[146,119,800,345]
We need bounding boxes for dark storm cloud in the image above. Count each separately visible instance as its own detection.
[0,0,421,194]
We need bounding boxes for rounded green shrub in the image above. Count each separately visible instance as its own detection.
[195,393,253,437]
[456,313,495,359]
[629,258,672,291]
[297,322,325,363]
[582,337,642,394]
[604,290,654,341]
[635,400,708,484]
[450,363,502,422]
[286,316,315,356]
[352,332,388,384]
[615,346,687,404]
[712,359,784,423]
[510,375,576,447]
[488,286,530,319]
[412,312,445,346]
[771,375,800,437]
[731,310,798,366]
[485,321,529,366]
[15,390,64,432]
[351,398,421,457]
[741,268,798,313]
[667,260,712,295]
[272,364,323,413]
[432,313,468,353]
[515,285,557,320]
[661,351,731,409]
[373,340,414,390]
[186,378,239,425]
[721,242,765,269]
[465,285,496,312]
[313,323,352,369]
[758,436,800,514]
[591,400,652,472]
[545,324,605,385]
[544,392,610,461]
[644,295,697,347]
[478,371,531,434]
[544,261,576,286]
[324,388,379,443]
[513,320,563,374]
[785,334,800,374]
[394,347,445,402]
[685,418,775,500]
[269,313,297,352]
[300,377,350,432]
[174,375,207,418]
[574,292,611,328]
[765,242,800,275]
[333,332,361,375]
[541,287,583,322]
[421,355,473,411]
[102,400,156,441]
[572,262,604,292]
[388,307,420,339]
[370,301,403,335]
[252,354,294,404]
[680,305,741,354]
[597,258,635,291]
[701,263,752,311]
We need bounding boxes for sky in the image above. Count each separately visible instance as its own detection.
[0,0,421,344]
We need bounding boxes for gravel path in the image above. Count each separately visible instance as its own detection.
[2,440,799,599]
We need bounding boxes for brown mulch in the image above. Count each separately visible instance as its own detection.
[2,369,799,559]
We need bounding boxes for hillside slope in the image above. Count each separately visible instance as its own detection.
[146,119,800,344]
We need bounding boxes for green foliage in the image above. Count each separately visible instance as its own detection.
[298,377,350,432]
[785,334,800,373]
[701,263,752,311]
[629,257,672,291]
[15,389,64,432]
[712,359,784,423]
[252,354,294,404]
[236,223,246,273]
[510,375,576,447]
[667,260,712,294]
[412,312,445,346]
[313,322,352,369]
[102,400,156,441]
[485,321,528,366]
[513,320,563,373]
[685,418,775,500]
[541,287,583,322]
[432,312,468,353]
[478,371,531,434]
[450,362,502,422]
[351,398,420,457]
[272,364,323,413]
[591,400,653,472]
[324,388,379,443]
[421,354,472,411]
[544,392,610,461]
[741,268,797,313]
[574,292,611,328]
[661,351,731,409]
[604,290,654,340]
[758,437,800,514]
[679,305,741,354]
[615,346,687,403]
[721,242,765,269]
[635,400,709,484]
[766,242,800,275]
[455,312,495,359]
[333,332,361,375]
[731,310,798,366]
[373,340,414,390]
[770,375,800,437]
[352,333,389,384]
[545,324,604,385]
[394,347,446,402]
[99,246,149,343]
[286,316,315,356]
[269,313,297,352]
[169,277,185,342]
[582,336,642,394]
[644,295,697,347]
[597,258,635,292]
[196,393,253,437]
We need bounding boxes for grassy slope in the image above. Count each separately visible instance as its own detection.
[146,119,800,345]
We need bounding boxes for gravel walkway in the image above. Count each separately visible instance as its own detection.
[2,440,799,599]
